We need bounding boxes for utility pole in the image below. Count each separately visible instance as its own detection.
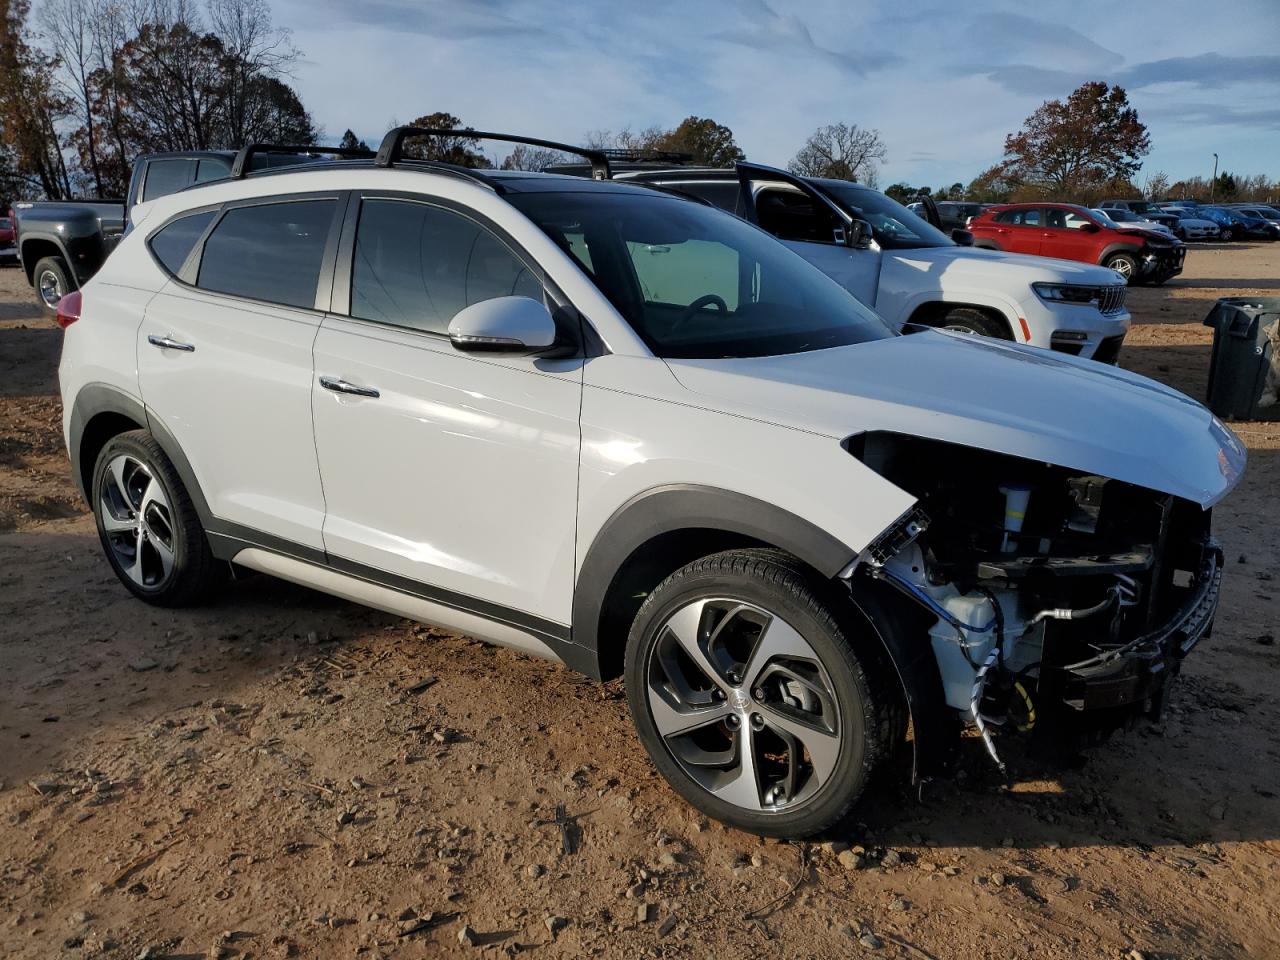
[1210,153,1218,201]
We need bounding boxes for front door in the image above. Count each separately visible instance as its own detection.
[311,195,583,627]
[138,194,343,550]
[735,163,882,308]
[1041,207,1102,263]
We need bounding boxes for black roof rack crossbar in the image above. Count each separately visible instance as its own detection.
[230,143,376,179]
[376,127,612,180]
[597,148,693,164]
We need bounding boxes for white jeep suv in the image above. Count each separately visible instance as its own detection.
[58,128,1244,838]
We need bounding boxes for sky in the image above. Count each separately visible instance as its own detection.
[272,0,1280,188]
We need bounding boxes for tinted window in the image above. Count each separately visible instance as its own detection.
[508,190,892,359]
[142,159,196,202]
[197,200,336,309]
[817,182,953,249]
[755,188,843,244]
[351,199,541,334]
[148,210,216,275]
[995,208,1041,226]
[194,158,229,184]
[661,181,741,214]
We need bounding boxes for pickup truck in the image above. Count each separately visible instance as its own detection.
[558,161,1132,364]
[15,148,344,312]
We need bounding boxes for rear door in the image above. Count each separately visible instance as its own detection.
[734,162,882,307]
[138,192,344,551]
[991,207,1044,255]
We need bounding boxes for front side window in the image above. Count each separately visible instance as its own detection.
[508,190,892,359]
[148,210,216,275]
[197,199,336,309]
[754,188,843,244]
[142,159,196,202]
[350,199,542,334]
[815,182,953,249]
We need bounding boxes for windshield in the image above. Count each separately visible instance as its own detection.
[507,190,894,359]
[1093,208,1124,223]
[814,181,954,249]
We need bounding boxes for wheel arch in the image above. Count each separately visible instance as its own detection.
[906,300,1016,340]
[572,485,856,682]
[1098,241,1141,264]
[20,234,73,285]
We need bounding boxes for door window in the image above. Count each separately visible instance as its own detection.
[148,210,216,275]
[350,199,542,334]
[995,208,1041,226]
[754,187,843,244]
[196,199,337,309]
[141,159,196,202]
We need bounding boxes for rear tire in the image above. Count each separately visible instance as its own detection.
[1103,252,1139,283]
[624,549,896,838]
[33,255,72,315]
[91,430,222,606]
[1219,228,1234,242]
[941,307,1011,340]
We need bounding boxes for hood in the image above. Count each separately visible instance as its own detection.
[885,245,1122,285]
[665,330,1245,508]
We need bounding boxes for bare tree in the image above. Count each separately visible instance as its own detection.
[788,122,885,185]
[500,143,569,172]
[1142,170,1170,201]
[37,0,104,193]
[207,0,297,146]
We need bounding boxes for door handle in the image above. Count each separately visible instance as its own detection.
[319,375,379,399]
[147,334,195,352]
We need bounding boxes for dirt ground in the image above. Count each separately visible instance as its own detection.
[2,245,1278,960]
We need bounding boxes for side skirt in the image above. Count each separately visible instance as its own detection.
[228,546,578,668]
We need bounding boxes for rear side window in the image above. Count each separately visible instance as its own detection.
[197,199,336,309]
[142,159,196,202]
[995,208,1041,226]
[350,199,541,334]
[148,210,216,275]
[755,188,843,244]
[194,159,229,184]
[665,181,741,214]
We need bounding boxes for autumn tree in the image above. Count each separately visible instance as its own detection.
[655,116,743,166]
[1143,170,1170,201]
[403,112,489,166]
[998,82,1149,198]
[788,122,885,185]
[0,0,71,197]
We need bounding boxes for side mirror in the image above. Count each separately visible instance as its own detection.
[448,296,558,354]
[1080,222,1100,233]
[842,218,874,248]
[951,228,975,246]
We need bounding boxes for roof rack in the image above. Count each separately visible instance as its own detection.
[376,127,613,180]
[596,148,693,164]
[230,143,375,179]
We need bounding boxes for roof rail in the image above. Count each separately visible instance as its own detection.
[230,143,375,179]
[376,127,612,180]
[596,148,693,164]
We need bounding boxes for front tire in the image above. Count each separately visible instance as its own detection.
[941,307,1011,339]
[624,550,894,838]
[1219,228,1234,242]
[91,431,221,606]
[1103,251,1138,283]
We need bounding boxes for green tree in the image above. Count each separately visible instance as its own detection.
[998,81,1150,198]
[655,116,744,166]
[339,129,370,152]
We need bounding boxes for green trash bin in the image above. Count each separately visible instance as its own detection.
[1202,297,1280,421]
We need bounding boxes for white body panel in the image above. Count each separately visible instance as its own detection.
[138,284,327,548]
[781,239,881,306]
[311,316,583,624]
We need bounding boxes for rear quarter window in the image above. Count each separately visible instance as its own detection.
[147,210,216,275]
[141,159,197,202]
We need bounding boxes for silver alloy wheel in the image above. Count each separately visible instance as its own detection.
[645,598,842,813]
[943,321,980,334]
[37,269,63,308]
[98,454,176,589]
[1109,257,1133,279]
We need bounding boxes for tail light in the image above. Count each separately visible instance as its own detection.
[55,290,82,329]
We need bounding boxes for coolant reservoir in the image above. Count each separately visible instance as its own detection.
[928,590,998,710]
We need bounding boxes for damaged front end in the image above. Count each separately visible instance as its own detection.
[846,431,1228,776]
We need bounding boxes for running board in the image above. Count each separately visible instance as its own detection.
[230,547,564,663]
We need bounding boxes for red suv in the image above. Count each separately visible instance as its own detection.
[968,202,1184,285]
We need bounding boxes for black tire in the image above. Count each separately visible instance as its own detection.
[1103,251,1139,284]
[32,255,73,315]
[941,307,1011,340]
[1219,228,1233,242]
[624,549,897,838]
[91,430,222,606]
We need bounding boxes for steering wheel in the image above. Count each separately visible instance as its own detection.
[670,294,729,332]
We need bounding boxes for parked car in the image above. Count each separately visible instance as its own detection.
[1164,210,1221,241]
[565,164,1131,363]
[968,202,1184,285]
[1090,207,1175,238]
[58,126,1244,838]
[15,147,359,313]
[931,200,987,231]
[1197,205,1278,241]
[1227,204,1280,230]
[0,213,15,262]
[1098,199,1180,230]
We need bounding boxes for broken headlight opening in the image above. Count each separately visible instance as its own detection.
[848,432,1223,775]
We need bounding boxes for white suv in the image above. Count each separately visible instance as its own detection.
[58,128,1244,838]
